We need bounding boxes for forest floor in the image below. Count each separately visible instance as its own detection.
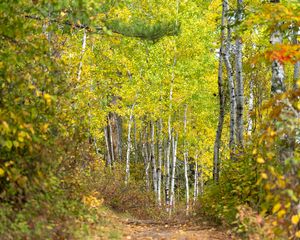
[92,210,235,240]
[120,218,234,240]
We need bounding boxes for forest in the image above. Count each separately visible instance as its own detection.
[0,0,299,239]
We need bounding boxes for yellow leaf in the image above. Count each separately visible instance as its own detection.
[28,84,36,90]
[284,202,291,209]
[291,215,300,225]
[0,168,4,177]
[296,231,300,238]
[43,93,52,105]
[297,102,300,111]
[261,173,268,179]
[257,157,265,164]
[272,203,281,213]
[277,209,286,218]
[41,123,49,133]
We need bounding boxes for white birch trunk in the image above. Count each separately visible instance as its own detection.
[142,127,150,191]
[223,0,236,151]
[170,132,178,211]
[270,29,285,94]
[247,79,254,135]
[157,119,163,206]
[77,29,87,82]
[183,105,189,213]
[235,0,244,147]
[125,105,135,185]
[165,58,176,209]
[213,0,226,181]
[193,160,198,205]
[150,121,158,195]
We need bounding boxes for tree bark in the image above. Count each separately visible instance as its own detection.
[108,116,115,163]
[170,132,178,210]
[183,104,189,213]
[142,125,150,191]
[213,0,226,182]
[157,119,163,206]
[150,121,158,195]
[104,126,112,167]
[125,104,135,185]
[223,0,236,152]
[77,29,87,82]
[247,79,254,135]
[116,114,123,161]
[270,24,285,94]
[235,0,244,147]
[165,58,176,209]
[193,157,198,205]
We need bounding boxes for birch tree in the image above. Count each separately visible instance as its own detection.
[235,0,244,147]
[213,0,226,182]
[270,0,285,95]
[150,121,158,195]
[125,104,135,185]
[183,104,189,213]
[157,119,163,206]
[170,132,178,210]
[223,0,236,151]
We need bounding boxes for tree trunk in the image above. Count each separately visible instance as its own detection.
[157,119,163,206]
[223,0,236,152]
[235,0,244,147]
[77,29,87,82]
[193,159,198,205]
[116,114,123,161]
[270,30,285,94]
[150,121,158,195]
[142,126,150,191]
[183,104,189,213]
[170,132,178,210]
[108,117,115,163]
[213,0,226,182]
[247,79,254,135]
[104,126,112,167]
[165,58,175,208]
[125,105,135,185]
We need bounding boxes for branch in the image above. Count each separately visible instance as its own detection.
[24,15,180,41]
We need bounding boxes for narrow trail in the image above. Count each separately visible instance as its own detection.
[121,219,234,240]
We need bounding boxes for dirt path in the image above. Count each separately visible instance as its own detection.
[121,219,234,240]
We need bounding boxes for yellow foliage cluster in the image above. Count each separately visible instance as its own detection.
[82,191,104,209]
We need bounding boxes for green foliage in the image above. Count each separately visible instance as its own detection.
[199,88,300,239]
[106,19,180,41]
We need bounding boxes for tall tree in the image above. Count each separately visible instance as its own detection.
[223,0,236,151]
[235,0,244,147]
[213,0,226,182]
[183,104,189,213]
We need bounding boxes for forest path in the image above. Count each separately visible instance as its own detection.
[120,219,234,240]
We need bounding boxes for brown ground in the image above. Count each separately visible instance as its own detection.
[121,219,235,240]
